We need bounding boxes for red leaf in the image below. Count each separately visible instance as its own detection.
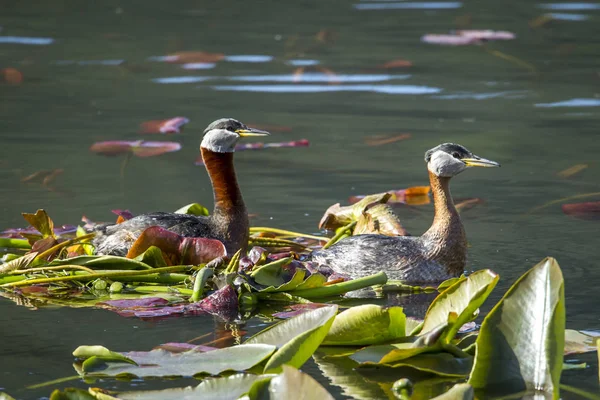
[166,51,225,64]
[562,201,600,220]
[139,117,190,134]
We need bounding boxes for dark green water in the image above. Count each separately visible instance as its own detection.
[1,0,600,398]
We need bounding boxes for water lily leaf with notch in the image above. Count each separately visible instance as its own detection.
[49,255,154,270]
[116,373,272,400]
[245,305,338,373]
[259,269,306,293]
[468,257,565,398]
[133,246,168,268]
[174,203,210,217]
[421,269,498,343]
[76,344,276,378]
[21,209,55,239]
[49,388,96,400]
[323,304,407,346]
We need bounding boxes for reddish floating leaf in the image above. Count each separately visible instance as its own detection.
[139,117,190,134]
[562,201,600,220]
[126,226,226,265]
[99,297,171,309]
[196,285,238,316]
[1,67,23,85]
[364,133,411,146]
[154,343,218,353]
[90,140,139,156]
[131,141,181,157]
[165,51,225,64]
[377,59,413,69]
[557,164,588,179]
[455,197,484,213]
[90,140,181,158]
[349,186,430,205]
[112,209,134,222]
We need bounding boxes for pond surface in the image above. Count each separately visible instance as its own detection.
[1,0,600,398]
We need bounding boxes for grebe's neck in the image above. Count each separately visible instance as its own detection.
[200,147,249,254]
[201,147,245,215]
[423,170,464,240]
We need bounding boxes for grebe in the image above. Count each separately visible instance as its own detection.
[93,118,269,256]
[311,143,499,283]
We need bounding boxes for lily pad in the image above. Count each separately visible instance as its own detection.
[259,269,307,293]
[383,353,473,377]
[77,344,276,378]
[174,203,210,217]
[246,305,338,373]
[322,304,407,346]
[421,269,498,343]
[267,365,334,400]
[117,373,269,400]
[430,383,474,400]
[468,257,565,397]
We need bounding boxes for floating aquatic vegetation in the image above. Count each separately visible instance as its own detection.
[163,51,225,64]
[348,186,431,205]
[364,133,411,146]
[561,201,600,220]
[139,117,189,134]
[1,67,23,85]
[557,163,588,178]
[38,257,600,399]
[90,140,181,157]
[319,193,409,236]
[376,59,413,69]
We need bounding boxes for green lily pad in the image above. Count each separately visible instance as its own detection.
[268,365,334,400]
[430,383,474,400]
[77,344,276,378]
[468,257,565,398]
[117,373,271,400]
[73,346,137,366]
[49,388,96,400]
[250,257,293,287]
[322,304,407,346]
[259,269,306,293]
[174,203,210,216]
[293,273,327,291]
[421,269,498,343]
[134,246,168,268]
[383,353,473,377]
[246,305,338,373]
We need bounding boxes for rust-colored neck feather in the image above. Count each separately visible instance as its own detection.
[422,170,466,251]
[201,147,249,254]
[201,148,245,215]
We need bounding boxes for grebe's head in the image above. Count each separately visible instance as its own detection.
[425,143,500,177]
[201,118,269,153]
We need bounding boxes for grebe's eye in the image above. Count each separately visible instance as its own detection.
[452,152,461,159]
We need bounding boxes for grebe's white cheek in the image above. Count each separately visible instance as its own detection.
[427,151,466,177]
[200,129,239,153]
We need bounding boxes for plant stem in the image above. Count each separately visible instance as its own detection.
[322,221,356,250]
[190,267,213,302]
[11,265,96,275]
[131,286,193,295]
[289,271,387,298]
[1,265,191,287]
[250,227,327,242]
[0,238,32,249]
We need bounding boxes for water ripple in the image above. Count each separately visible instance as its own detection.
[538,3,600,10]
[153,76,213,84]
[181,63,216,70]
[211,84,441,94]
[223,55,273,63]
[0,36,54,45]
[354,2,462,10]
[228,73,410,83]
[434,90,530,100]
[535,98,600,107]
[547,12,589,20]
[286,59,321,66]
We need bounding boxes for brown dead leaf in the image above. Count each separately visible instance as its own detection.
[557,164,588,179]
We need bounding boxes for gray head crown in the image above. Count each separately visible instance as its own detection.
[425,143,500,177]
[200,118,270,153]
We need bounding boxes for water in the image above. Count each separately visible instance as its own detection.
[1,0,600,397]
